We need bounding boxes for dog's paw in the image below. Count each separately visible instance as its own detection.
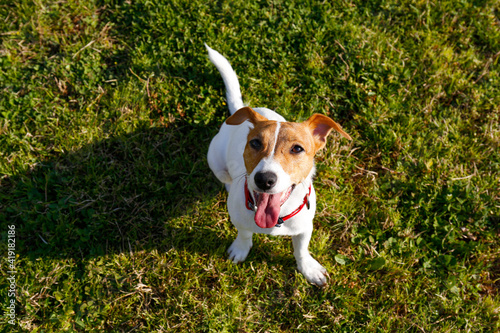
[297,256,329,287]
[227,239,251,263]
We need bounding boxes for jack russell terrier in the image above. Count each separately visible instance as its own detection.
[206,45,352,286]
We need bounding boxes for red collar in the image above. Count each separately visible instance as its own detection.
[244,178,311,227]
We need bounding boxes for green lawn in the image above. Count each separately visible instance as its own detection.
[1,0,499,331]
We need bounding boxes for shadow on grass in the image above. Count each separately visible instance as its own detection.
[1,120,230,262]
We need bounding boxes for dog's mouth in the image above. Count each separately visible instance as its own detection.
[252,185,295,228]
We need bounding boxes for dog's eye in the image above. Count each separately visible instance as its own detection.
[249,139,262,150]
[291,145,304,154]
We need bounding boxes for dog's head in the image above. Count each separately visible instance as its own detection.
[226,107,352,228]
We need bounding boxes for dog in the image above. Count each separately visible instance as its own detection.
[205,44,352,286]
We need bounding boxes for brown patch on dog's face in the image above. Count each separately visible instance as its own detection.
[226,107,352,184]
[242,120,330,186]
[243,121,279,175]
[272,122,317,184]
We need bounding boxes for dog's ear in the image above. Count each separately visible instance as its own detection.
[226,107,267,125]
[304,114,352,150]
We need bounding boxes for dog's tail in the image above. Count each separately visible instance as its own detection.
[205,44,244,115]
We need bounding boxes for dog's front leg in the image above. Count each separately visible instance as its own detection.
[228,229,253,263]
[292,232,328,287]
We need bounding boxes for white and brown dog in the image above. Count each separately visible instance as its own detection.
[206,45,351,286]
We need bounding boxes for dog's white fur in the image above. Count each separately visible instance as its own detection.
[206,45,337,286]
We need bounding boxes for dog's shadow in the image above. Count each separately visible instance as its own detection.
[2,121,233,261]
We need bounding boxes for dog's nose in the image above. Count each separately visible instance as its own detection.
[254,171,277,191]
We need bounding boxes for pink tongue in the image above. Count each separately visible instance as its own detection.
[254,193,281,228]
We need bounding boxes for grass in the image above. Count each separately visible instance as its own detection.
[0,0,499,331]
